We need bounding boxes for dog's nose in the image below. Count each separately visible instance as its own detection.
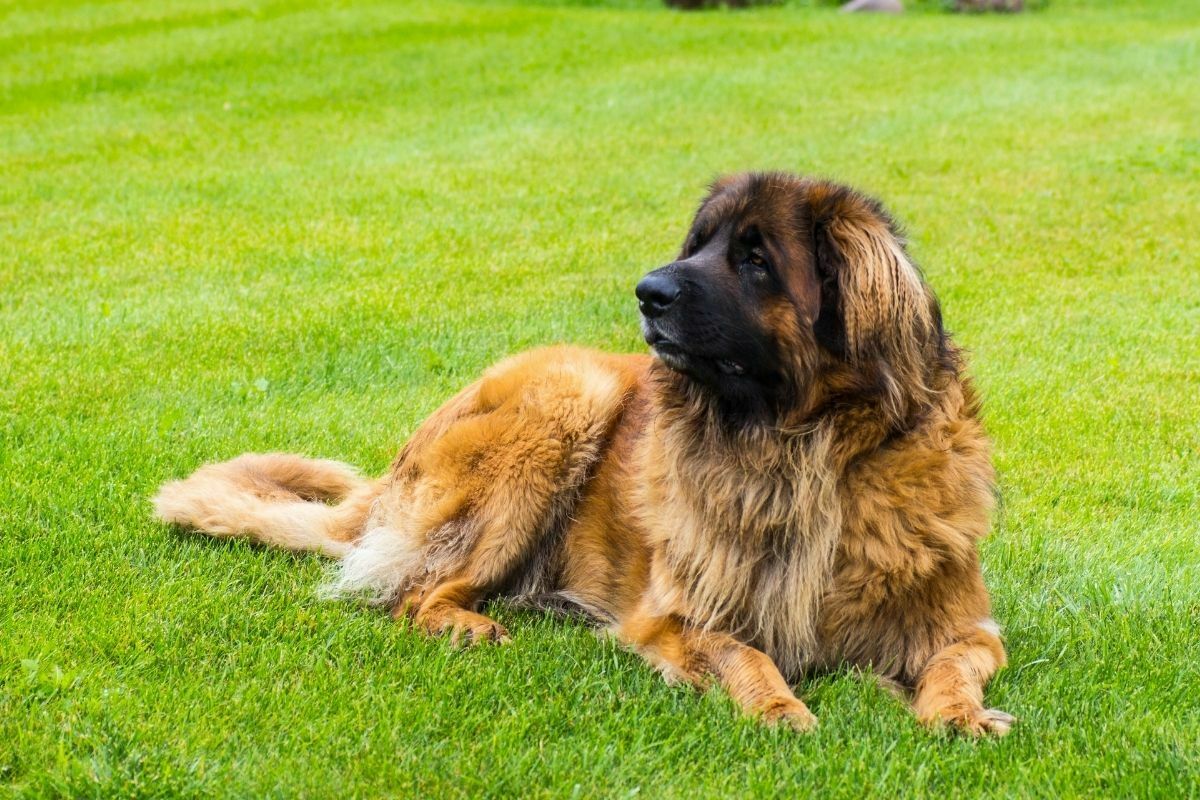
[636,272,681,318]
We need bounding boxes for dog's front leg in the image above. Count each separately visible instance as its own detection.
[912,623,1013,736]
[618,611,817,732]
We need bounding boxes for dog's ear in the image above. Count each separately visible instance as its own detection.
[804,181,934,365]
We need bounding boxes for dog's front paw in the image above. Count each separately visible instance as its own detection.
[925,706,1015,737]
[966,707,1015,737]
[759,698,818,733]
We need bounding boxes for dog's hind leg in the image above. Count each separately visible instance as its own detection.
[394,577,512,646]
[388,453,597,646]
[373,350,633,646]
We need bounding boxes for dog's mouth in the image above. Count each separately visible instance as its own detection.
[648,338,746,378]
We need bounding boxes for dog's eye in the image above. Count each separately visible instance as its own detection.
[741,250,770,273]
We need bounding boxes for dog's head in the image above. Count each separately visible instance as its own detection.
[639,172,949,426]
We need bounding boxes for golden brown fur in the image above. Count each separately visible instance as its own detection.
[154,173,1011,736]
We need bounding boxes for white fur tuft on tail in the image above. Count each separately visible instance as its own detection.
[318,522,424,606]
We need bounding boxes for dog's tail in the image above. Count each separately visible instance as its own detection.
[152,453,379,558]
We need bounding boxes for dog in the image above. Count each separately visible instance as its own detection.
[154,172,1012,736]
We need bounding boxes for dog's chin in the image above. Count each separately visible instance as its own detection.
[647,340,748,383]
[649,342,694,374]
[643,320,750,388]
[645,331,784,424]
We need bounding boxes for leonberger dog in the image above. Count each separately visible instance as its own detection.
[154,172,1012,735]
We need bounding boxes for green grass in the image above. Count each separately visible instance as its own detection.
[2,0,1198,796]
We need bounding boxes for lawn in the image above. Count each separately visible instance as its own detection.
[1,0,1198,796]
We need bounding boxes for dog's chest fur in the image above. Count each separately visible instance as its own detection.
[641,422,842,678]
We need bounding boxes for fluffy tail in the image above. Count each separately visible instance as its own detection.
[152,453,378,558]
